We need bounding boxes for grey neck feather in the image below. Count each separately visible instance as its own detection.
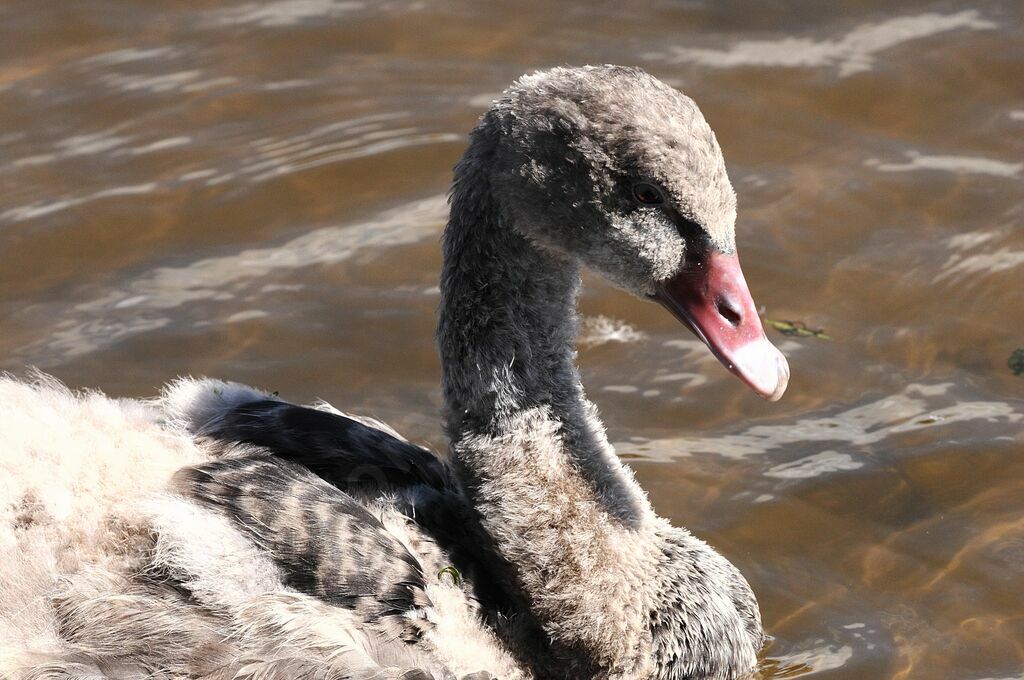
[439,209,582,437]
[438,121,651,524]
[438,120,662,676]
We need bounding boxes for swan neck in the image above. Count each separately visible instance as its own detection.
[439,151,583,438]
[436,126,663,675]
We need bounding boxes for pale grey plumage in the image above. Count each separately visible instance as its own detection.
[0,65,763,680]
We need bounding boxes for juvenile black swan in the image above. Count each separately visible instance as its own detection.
[0,65,788,680]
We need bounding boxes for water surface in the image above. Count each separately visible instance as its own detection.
[2,1,1022,677]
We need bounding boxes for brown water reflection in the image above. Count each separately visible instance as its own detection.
[1,1,1022,677]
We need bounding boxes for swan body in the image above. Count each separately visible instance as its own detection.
[0,66,788,680]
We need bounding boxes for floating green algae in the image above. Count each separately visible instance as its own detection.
[1009,348,1024,376]
[763,318,832,341]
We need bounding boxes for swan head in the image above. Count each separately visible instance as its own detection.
[479,65,789,400]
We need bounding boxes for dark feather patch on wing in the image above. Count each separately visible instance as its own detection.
[173,456,433,642]
[189,398,553,671]
[196,400,452,494]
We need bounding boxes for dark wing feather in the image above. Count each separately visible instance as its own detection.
[173,456,432,641]
[196,400,452,494]
[191,398,530,643]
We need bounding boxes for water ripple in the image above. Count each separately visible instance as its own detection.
[765,450,863,479]
[1,183,157,222]
[647,11,996,77]
[866,151,1022,178]
[936,227,1024,284]
[625,382,1022,465]
[13,196,447,363]
[578,316,647,348]
[100,69,204,94]
[0,112,456,223]
[79,47,183,67]
[206,0,365,27]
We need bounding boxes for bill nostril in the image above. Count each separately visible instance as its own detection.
[716,296,742,327]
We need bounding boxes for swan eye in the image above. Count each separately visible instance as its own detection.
[632,182,664,206]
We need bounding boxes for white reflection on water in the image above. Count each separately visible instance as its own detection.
[937,248,1024,283]
[225,310,271,323]
[13,126,133,168]
[80,47,182,66]
[206,0,365,27]
[603,385,639,394]
[116,137,193,156]
[0,183,157,222]
[866,151,1022,178]
[772,640,854,673]
[936,228,1024,284]
[15,196,447,363]
[578,316,647,348]
[100,70,204,94]
[765,450,862,479]
[624,382,1022,465]
[648,11,996,77]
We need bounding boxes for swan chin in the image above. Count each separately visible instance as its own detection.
[654,249,789,401]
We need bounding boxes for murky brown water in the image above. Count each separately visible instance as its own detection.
[2,0,1023,676]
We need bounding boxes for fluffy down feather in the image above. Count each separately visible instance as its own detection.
[0,374,518,680]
